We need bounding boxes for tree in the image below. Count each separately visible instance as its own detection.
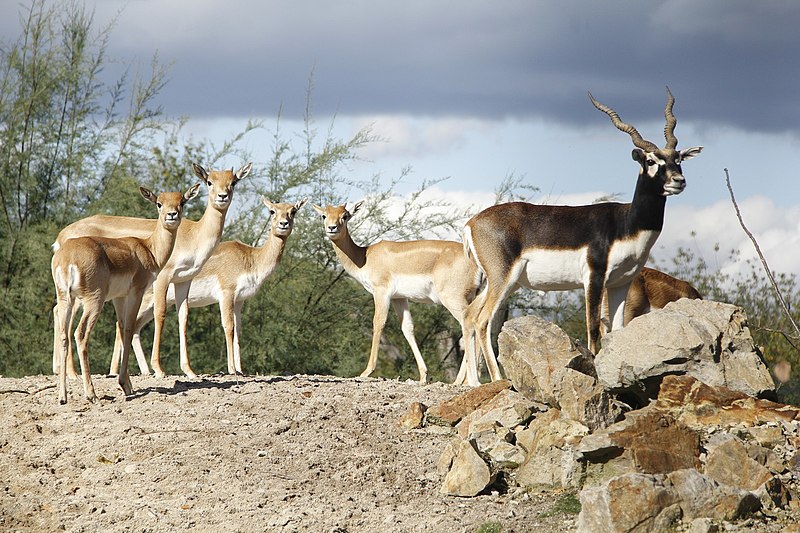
[0,1,256,376]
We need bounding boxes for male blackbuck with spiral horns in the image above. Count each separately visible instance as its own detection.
[461,88,703,381]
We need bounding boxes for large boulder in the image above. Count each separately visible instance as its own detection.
[595,299,775,404]
[497,315,624,430]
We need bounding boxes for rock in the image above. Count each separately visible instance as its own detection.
[515,408,561,454]
[469,420,513,453]
[745,425,784,449]
[753,476,791,509]
[437,438,460,476]
[455,388,540,438]
[595,299,776,404]
[577,406,701,481]
[440,439,494,497]
[576,473,679,533]
[482,440,527,470]
[398,401,426,430]
[426,380,512,427]
[688,517,719,533]
[576,470,761,533]
[496,315,623,430]
[497,315,595,405]
[704,436,772,490]
[514,409,588,491]
[654,375,800,429]
[666,468,761,520]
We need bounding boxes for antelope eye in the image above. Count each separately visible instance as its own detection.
[646,159,656,166]
[321,215,326,220]
[157,202,163,209]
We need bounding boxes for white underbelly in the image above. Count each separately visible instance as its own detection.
[185,276,223,308]
[518,248,587,291]
[396,274,439,304]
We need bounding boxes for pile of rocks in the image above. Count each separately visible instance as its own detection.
[408,299,800,532]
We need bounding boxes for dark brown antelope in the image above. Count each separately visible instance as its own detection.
[461,88,703,381]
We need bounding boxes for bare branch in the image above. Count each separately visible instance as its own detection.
[724,168,800,341]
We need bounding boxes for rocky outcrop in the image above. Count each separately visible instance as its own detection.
[595,299,775,405]
[422,300,800,531]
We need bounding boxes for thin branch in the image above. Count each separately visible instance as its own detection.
[724,168,800,340]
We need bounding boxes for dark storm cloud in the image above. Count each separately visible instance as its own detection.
[3,0,799,133]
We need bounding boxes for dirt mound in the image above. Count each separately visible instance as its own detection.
[0,374,577,532]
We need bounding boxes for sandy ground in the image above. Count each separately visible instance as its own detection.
[0,373,579,533]
[3,373,798,533]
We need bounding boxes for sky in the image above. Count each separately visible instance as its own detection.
[3,0,800,280]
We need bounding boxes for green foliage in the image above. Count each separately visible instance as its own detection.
[475,521,503,533]
[538,492,581,517]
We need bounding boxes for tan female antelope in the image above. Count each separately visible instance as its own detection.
[53,162,251,379]
[110,197,308,376]
[462,88,703,381]
[313,202,483,384]
[52,185,199,404]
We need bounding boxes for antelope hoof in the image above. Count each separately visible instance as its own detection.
[154,370,166,379]
[359,369,373,378]
[182,368,198,379]
[119,380,133,396]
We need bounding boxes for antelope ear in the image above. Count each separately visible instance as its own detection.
[236,162,253,180]
[296,197,309,210]
[312,204,324,215]
[261,197,276,210]
[192,163,208,182]
[351,200,364,215]
[631,149,647,166]
[184,182,202,203]
[140,187,157,205]
[680,146,703,161]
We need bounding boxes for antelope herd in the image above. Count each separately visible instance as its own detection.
[51,89,703,404]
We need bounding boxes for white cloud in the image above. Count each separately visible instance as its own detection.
[655,197,800,278]
[349,115,493,160]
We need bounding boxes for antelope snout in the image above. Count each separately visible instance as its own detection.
[663,174,686,196]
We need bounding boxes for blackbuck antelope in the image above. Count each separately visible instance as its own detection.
[52,185,199,404]
[108,197,308,376]
[53,162,251,379]
[462,88,703,381]
[605,266,702,330]
[313,202,483,384]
